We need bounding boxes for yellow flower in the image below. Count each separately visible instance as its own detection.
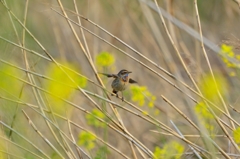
[96,52,115,67]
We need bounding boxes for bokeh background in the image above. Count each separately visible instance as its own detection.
[1,0,240,158]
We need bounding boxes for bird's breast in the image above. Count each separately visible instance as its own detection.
[122,75,129,82]
[111,78,127,91]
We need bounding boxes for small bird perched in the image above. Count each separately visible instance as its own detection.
[100,69,137,101]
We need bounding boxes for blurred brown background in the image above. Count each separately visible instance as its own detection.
[1,0,240,158]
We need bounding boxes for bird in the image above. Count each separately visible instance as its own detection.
[100,69,137,101]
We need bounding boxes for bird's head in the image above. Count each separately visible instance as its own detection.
[117,69,131,76]
[117,69,132,81]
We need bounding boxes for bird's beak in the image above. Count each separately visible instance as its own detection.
[128,71,132,74]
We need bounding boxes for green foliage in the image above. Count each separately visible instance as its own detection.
[195,102,215,133]
[94,146,110,159]
[96,52,115,67]
[78,131,96,150]
[0,1,23,36]
[86,108,106,128]
[153,141,185,159]
[0,135,7,157]
[44,62,87,114]
[51,152,61,159]
[195,102,214,119]
[0,63,22,97]
[130,85,156,107]
[233,127,240,145]
[0,63,23,119]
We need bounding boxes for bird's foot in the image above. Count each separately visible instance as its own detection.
[112,93,119,98]
[111,92,122,100]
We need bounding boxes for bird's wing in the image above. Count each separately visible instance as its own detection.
[129,78,137,83]
[99,73,118,78]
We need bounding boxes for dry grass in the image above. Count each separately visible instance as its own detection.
[0,0,240,158]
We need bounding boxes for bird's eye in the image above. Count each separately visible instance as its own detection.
[121,72,127,75]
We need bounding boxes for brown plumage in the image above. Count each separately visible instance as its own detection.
[100,69,137,101]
